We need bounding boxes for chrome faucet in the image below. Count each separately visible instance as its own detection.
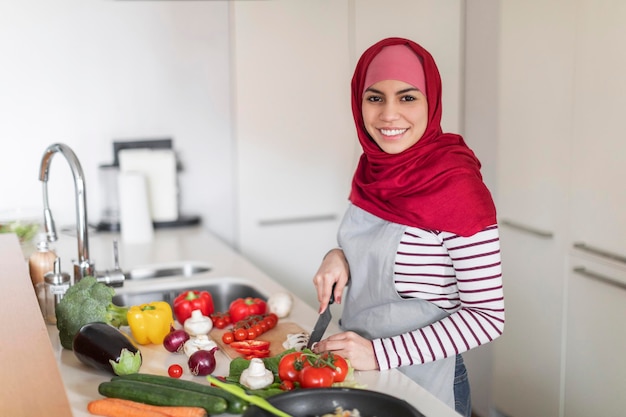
[39,143,95,283]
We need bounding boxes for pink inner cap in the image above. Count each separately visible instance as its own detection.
[362,44,426,97]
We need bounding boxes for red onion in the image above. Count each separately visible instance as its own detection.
[188,347,218,376]
[163,327,190,353]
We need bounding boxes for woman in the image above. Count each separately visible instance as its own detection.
[311,37,505,417]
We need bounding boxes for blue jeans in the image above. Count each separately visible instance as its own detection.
[454,354,472,417]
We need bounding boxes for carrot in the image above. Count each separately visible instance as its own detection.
[88,398,208,417]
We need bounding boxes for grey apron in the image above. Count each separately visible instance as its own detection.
[338,203,456,409]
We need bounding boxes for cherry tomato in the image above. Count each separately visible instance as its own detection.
[222,331,234,344]
[168,364,183,378]
[299,365,335,388]
[247,328,257,340]
[252,324,264,337]
[278,351,308,382]
[280,380,295,391]
[234,327,248,341]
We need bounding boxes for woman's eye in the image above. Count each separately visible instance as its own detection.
[401,95,416,102]
[366,95,382,102]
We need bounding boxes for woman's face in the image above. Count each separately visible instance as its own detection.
[361,79,428,154]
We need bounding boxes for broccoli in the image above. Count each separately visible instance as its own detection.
[55,276,129,350]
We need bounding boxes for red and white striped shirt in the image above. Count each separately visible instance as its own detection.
[372,224,505,370]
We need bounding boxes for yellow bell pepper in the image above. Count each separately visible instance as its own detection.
[127,301,174,345]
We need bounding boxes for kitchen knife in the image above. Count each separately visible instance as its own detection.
[306,286,335,349]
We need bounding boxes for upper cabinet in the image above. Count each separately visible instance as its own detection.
[568,0,626,253]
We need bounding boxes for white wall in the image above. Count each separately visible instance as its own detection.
[0,0,235,251]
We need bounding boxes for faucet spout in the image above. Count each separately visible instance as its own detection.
[39,143,94,282]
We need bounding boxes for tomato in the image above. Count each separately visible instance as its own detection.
[168,364,183,378]
[210,312,231,329]
[234,328,248,341]
[247,328,257,340]
[299,365,335,388]
[228,297,267,323]
[222,331,234,344]
[321,352,349,383]
[252,324,263,337]
[279,380,295,391]
[278,351,309,382]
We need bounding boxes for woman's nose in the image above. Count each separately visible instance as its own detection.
[380,102,400,121]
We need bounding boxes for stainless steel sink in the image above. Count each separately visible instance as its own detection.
[112,281,266,311]
[124,262,211,280]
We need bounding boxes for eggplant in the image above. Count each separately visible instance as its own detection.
[72,322,142,376]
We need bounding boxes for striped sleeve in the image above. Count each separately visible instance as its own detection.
[373,225,505,370]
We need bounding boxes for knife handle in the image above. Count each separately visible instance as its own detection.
[329,283,336,305]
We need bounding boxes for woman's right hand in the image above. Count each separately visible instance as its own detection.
[312,248,349,313]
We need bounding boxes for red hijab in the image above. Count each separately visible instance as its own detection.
[349,37,496,237]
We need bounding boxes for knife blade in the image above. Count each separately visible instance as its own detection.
[306,286,335,348]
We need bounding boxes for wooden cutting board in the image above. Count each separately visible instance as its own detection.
[210,321,307,359]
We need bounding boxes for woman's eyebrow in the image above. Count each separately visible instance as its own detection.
[364,87,420,95]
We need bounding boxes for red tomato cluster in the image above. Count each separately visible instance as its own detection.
[278,351,349,388]
[221,313,278,344]
[209,312,231,329]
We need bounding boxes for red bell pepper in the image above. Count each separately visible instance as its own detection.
[228,297,267,323]
[173,290,215,325]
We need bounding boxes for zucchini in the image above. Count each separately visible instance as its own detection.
[114,373,248,414]
[98,379,228,415]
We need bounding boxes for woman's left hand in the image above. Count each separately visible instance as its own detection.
[312,331,379,371]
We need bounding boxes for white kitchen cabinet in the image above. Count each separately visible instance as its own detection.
[230,0,463,308]
[493,0,626,416]
[492,0,575,415]
[564,252,626,417]
[562,2,626,416]
[568,0,626,261]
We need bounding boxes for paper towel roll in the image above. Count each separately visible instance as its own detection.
[118,172,154,244]
[118,149,178,222]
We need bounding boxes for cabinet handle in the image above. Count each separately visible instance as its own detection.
[500,219,554,239]
[573,242,626,266]
[258,214,337,226]
[573,266,626,291]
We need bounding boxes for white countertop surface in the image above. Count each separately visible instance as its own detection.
[41,226,460,417]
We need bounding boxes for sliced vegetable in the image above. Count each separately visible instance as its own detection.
[173,290,215,325]
[98,379,228,415]
[281,333,309,351]
[228,297,267,323]
[87,397,207,417]
[239,358,274,390]
[188,347,218,376]
[73,322,142,376]
[127,302,174,345]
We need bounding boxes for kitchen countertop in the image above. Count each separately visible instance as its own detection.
[2,226,460,417]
